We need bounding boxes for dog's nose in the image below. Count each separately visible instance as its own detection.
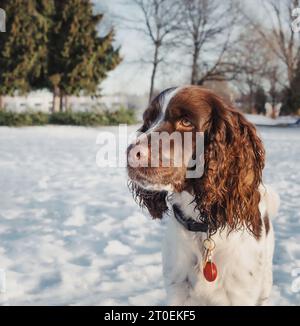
[127,143,148,167]
[136,151,141,160]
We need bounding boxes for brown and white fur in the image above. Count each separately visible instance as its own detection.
[127,86,279,306]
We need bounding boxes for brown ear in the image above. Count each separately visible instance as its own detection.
[128,182,168,219]
[193,94,265,238]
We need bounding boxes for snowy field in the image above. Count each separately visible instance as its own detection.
[0,125,299,306]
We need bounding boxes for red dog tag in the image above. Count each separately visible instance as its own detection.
[203,261,218,282]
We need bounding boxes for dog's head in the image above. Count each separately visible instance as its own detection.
[127,86,265,237]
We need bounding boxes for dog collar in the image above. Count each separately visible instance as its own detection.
[173,204,218,282]
[172,204,209,233]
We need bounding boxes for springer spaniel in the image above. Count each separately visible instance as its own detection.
[127,86,279,306]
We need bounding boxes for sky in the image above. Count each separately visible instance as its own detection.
[93,0,297,97]
[93,0,195,96]
[94,0,155,96]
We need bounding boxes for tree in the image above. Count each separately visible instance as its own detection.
[48,0,121,112]
[0,0,121,112]
[241,0,300,89]
[254,87,267,115]
[267,67,282,106]
[0,0,49,110]
[283,58,300,114]
[29,0,55,91]
[132,0,181,101]
[229,28,268,111]
[291,58,300,113]
[228,24,284,112]
[177,0,239,85]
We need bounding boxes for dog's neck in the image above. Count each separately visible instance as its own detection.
[167,191,200,222]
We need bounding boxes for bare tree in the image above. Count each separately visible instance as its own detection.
[230,27,277,110]
[267,66,282,105]
[177,0,239,85]
[132,0,181,101]
[241,0,300,88]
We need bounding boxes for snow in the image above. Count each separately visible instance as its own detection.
[246,114,298,126]
[104,241,132,256]
[64,207,87,227]
[0,125,299,306]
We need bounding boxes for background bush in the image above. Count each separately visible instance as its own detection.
[0,108,137,127]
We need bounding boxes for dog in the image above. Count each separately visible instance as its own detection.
[127,86,279,306]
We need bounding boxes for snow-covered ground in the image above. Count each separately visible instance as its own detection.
[246,114,298,126]
[0,125,299,306]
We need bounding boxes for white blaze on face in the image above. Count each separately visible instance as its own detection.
[147,87,180,134]
[160,87,180,114]
[129,87,185,172]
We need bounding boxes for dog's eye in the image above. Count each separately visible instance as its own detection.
[180,118,193,128]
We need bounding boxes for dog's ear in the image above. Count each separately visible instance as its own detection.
[192,94,265,238]
[129,182,168,219]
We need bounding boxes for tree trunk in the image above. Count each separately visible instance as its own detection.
[149,45,159,102]
[52,87,60,113]
[65,95,69,111]
[288,64,295,89]
[0,95,3,111]
[149,64,157,102]
[191,46,200,85]
[249,87,255,114]
[59,92,64,112]
[197,79,205,86]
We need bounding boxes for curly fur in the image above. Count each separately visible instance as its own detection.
[128,87,265,238]
[192,95,265,238]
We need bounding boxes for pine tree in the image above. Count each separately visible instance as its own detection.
[0,0,49,109]
[49,0,121,112]
[0,0,120,112]
[29,0,55,90]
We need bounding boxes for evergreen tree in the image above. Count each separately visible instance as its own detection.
[49,0,121,112]
[29,0,55,90]
[0,0,121,112]
[0,0,49,109]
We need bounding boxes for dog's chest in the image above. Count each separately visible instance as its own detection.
[162,217,265,306]
[188,241,264,305]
